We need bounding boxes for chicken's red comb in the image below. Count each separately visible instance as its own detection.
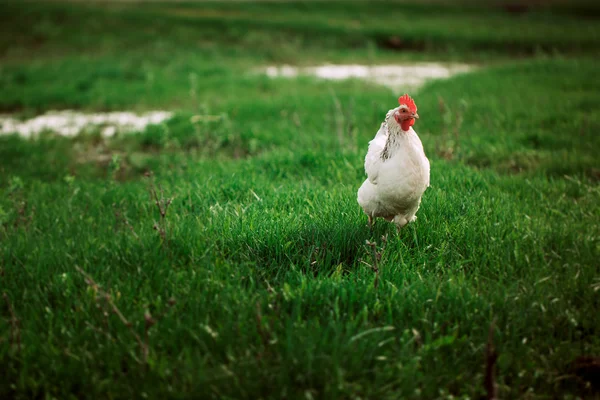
[398,94,417,113]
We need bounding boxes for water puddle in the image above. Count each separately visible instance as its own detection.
[0,110,173,138]
[264,62,473,92]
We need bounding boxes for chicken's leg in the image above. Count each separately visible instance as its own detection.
[393,215,410,234]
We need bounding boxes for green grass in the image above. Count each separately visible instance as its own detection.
[1,1,600,399]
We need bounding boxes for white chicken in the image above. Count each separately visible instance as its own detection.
[357,94,430,231]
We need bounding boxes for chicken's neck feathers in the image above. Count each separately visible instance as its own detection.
[380,119,413,161]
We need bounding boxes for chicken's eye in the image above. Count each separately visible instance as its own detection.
[401,109,406,112]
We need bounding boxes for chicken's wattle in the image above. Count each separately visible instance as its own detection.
[400,118,415,131]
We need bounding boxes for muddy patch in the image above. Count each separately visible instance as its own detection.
[0,110,173,138]
[264,63,474,92]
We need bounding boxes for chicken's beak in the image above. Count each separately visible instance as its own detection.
[412,112,419,119]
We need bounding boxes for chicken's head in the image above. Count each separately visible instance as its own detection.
[394,94,419,131]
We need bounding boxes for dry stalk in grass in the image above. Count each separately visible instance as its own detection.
[146,173,174,243]
[255,302,272,349]
[75,266,175,365]
[75,266,148,363]
[485,318,499,400]
[14,200,32,229]
[438,96,447,132]
[3,292,21,353]
[329,88,345,147]
[113,204,141,243]
[363,235,388,290]
[364,240,380,290]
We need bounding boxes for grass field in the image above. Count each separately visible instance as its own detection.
[1,1,600,399]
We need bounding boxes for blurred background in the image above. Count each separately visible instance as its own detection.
[1,0,599,180]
